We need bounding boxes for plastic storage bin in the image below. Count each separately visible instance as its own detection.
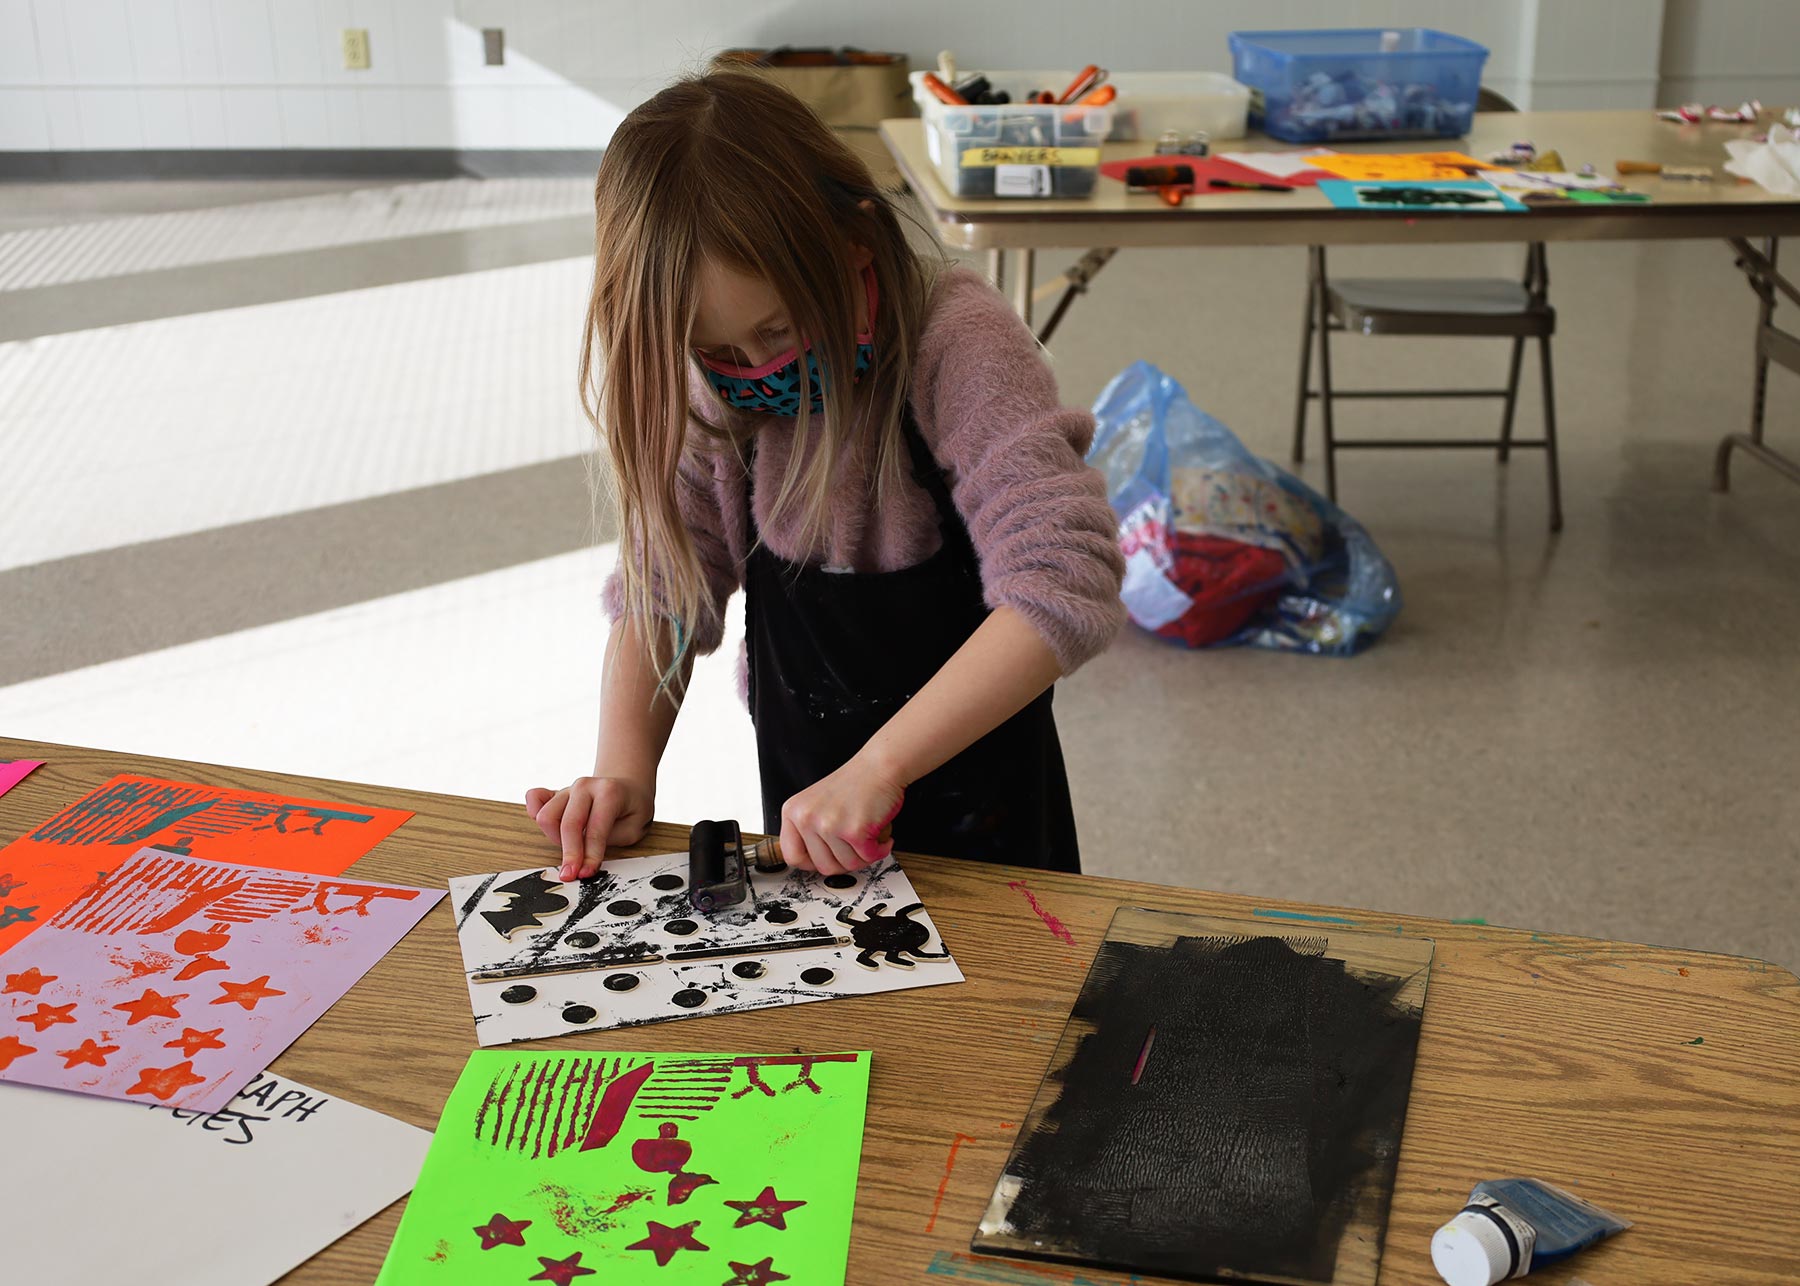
[910,70,1113,198]
[1106,72,1250,142]
[1228,28,1489,143]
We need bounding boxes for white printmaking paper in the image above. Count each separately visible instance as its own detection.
[450,852,963,1046]
[1219,148,1336,179]
[0,1069,430,1286]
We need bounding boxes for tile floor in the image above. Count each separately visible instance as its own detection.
[2,177,1796,970]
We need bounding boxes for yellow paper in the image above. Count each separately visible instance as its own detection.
[1307,151,1500,181]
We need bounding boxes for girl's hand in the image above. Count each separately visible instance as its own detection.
[525,777,655,881]
[779,755,905,877]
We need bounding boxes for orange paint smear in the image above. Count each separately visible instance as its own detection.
[924,1132,976,1234]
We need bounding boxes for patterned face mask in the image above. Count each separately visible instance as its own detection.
[697,268,877,417]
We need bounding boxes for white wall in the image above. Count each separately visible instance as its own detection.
[1659,0,1800,108]
[0,0,1683,153]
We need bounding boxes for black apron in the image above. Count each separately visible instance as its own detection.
[743,409,1081,873]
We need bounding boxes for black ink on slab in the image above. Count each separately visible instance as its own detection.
[972,907,1432,1285]
[763,905,798,925]
[822,873,858,889]
[799,966,835,986]
[604,973,640,992]
[500,985,537,1004]
[607,899,642,917]
[562,1004,598,1025]
[565,931,600,949]
[733,961,766,980]
[671,989,707,1009]
[650,873,685,891]
[664,919,699,936]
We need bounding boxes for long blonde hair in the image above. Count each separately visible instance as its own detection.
[581,71,931,694]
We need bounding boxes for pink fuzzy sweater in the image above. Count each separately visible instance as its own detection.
[603,265,1126,675]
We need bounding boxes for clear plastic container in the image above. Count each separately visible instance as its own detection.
[910,70,1114,199]
[1227,28,1489,143]
[1107,72,1250,143]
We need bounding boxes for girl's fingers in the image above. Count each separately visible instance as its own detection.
[534,790,569,844]
[524,786,553,819]
[823,832,865,873]
[802,828,846,877]
[778,816,816,872]
[558,792,593,880]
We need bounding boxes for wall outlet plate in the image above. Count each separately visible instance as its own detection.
[342,28,371,71]
[482,28,505,66]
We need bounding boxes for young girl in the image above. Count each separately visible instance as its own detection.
[525,71,1124,880]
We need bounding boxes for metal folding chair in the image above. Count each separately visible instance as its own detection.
[1290,86,1564,532]
[1290,242,1563,531]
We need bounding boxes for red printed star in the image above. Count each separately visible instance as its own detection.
[113,987,187,1025]
[164,1026,227,1058]
[624,1220,709,1267]
[211,975,286,1010]
[56,1038,119,1068]
[723,1257,791,1286]
[125,1059,207,1102]
[527,1252,596,1283]
[16,1001,77,1032]
[2,966,55,995]
[0,1034,37,1070]
[472,1212,531,1249]
[724,1185,807,1230]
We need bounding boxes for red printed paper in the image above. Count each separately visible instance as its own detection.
[0,774,412,955]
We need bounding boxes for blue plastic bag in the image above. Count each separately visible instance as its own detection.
[1087,360,1401,656]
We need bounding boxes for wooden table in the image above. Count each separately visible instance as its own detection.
[881,109,1800,491]
[5,735,1799,1285]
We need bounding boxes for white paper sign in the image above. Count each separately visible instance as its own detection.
[451,852,964,1046]
[0,1070,430,1286]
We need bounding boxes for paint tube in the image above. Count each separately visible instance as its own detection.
[1431,1178,1630,1286]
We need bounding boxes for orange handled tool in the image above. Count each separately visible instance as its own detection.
[1057,64,1105,104]
[921,72,968,106]
[1078,84,1116,106]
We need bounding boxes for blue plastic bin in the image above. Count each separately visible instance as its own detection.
[1228,28,1489,143]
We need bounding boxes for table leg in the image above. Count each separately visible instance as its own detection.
[1716,236,1800,491]
[1011,249,1035,328]
[987,248,1005,292]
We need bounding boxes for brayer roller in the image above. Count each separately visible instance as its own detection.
[686,818,895,913]
[687,818,785,913]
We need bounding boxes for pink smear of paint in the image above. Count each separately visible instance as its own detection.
[1007,880,1076,946]
[0,759,43,799]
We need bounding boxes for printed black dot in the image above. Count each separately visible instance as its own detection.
[765,907,798,925]
[664,919,698,936]
[823,873,858,889]
[607,899,641,917]
[650,873,685,891]
[562,1004,598,1024]
[800,967,835,986]
[672,989,707,1008]
[499,985,537,1004]
[732,961,766,980]
[564,931,599,949]
[603,973,639,992]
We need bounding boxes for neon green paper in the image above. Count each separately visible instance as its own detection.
[378,1050,871,1285]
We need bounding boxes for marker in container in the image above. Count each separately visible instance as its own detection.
[1056,64,1105,104]
[920,72,967,106]
[1432,1178,1629,1286]
[1210,178,1294,192]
